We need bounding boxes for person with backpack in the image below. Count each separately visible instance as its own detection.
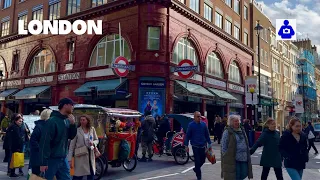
[139,111,156,162]
[305,121,319,155]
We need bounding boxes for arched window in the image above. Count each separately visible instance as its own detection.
[228,61,241,84]
[0,58,6,79]
[29,49,55,75]
[206,52,223,78]
[172,37,198,65]
[89,34,131,67]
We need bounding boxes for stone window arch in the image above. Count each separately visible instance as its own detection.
[172,37,199,66]
[206,52,223,78]
[29,49,56,75]
[228,60,241,84]
[89,34,131,67]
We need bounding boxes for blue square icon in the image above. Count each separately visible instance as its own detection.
[276,19,296,41]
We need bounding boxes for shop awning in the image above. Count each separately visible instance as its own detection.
[14,86,51,100]
[174,80,215,100]
[74,78,127,96]
[0,89,19,101]
[207,88,237,102]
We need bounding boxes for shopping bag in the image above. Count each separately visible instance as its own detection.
[205,146,216,164]
[29,174,45,180]
[70,157,75,176]
[308,131,315,139]
[10,152,24,168]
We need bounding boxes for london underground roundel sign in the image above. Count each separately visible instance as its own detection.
[175,59,198,79]
[111,56,130,77]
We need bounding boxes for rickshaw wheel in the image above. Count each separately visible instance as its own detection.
[100,155,108,175]
[94,157,105,180]
[174,147,189,165]
[122,154,137,172]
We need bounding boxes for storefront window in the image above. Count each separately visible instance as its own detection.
[206,52,223,78]
[29,49,55,75]
[89,34,131,67]
[172,37,198,66]
[228,61,241,84]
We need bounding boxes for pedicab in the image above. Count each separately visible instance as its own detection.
[50,104,141,180]
[152,113,209,165]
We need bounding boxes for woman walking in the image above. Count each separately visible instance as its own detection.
[305,121,319,154]
[221,115,253,180]
[68,115,99,180]
[279,117,308,180]
[7,116,24,177]
[29,109,52,176]
[250,118,283,180]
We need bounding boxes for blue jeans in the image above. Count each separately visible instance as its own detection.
[192,146,206,180]
[45,158,71,180]
[286,168,303,180]
[236,161,248,180]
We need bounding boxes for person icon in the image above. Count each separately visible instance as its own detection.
[278,20,295,39]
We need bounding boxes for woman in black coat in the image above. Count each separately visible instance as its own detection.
[7,116,24,178]
[29,109,52,176]
[279,117,308,180]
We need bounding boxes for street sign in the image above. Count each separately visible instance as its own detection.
[174,59,197,79]
[111,56,134,77]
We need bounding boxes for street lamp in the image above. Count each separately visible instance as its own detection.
[298,62,307,124]
[254,20,263,120]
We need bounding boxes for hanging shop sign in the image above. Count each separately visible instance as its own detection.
[173,59,198,79]
[111,56,135,77]
[295,95,304,113]
[245,76,258,105]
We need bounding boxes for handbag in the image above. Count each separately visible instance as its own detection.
[308,131,315,139]
[70,157,75,176]
[74,146,89,157]
[10,152,24,168]
[93,145,101,158]
[29,174,45,180]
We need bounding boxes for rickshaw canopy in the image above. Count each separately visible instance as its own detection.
[166,113,208,132]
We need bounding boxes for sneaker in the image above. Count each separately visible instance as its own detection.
[138,157,147,162]
[18,172,24,176]
[315,152,319,155]
[9,174,19,178]
[147,158,153,162]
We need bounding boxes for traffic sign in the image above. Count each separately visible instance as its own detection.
[111,56,134,77]
[175,59,197,79]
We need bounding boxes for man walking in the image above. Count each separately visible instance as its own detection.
[184,111,211,180]
[39,98,77,180]
[139,111,156,162]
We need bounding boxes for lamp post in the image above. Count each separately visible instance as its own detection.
[254,21,263,120]
[299,62,307,124]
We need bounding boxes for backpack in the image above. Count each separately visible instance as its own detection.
[118,140,130,161]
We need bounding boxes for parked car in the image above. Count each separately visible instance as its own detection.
[314,123,320,142]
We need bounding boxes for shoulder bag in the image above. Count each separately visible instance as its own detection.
[74,132,89,157]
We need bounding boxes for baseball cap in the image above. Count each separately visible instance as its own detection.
[58,98,75,109]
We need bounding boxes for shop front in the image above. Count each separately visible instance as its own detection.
[138,77,166,118]
[260,97,273,121]
[228,84,245,119]
[74,78,129,108]
[173,79,215,114]
[0,79,22,115]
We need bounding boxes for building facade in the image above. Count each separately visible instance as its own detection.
[0,0,253,118]
[249,0,273,123]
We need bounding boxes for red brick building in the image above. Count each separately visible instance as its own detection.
[0,0,253,119]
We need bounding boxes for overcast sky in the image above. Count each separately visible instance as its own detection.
[258,0,320,53]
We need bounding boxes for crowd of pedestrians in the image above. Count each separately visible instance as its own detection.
[0,98,318,180]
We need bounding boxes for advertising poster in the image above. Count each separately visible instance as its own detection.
[140,89,164,117]
[245,76,258,105]
[139,79,166,118]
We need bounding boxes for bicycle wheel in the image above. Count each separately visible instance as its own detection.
[123,154,137,172]
[94,157,105,180]
[174,147,189,165]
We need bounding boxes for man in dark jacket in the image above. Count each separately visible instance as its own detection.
[139,111,156,162]
[305,121,319,154]
[39,98,77,180]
